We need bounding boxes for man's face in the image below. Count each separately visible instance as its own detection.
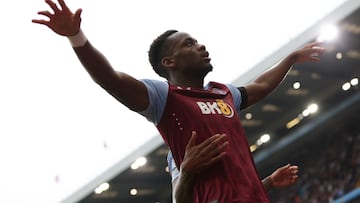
[165,32,213,76]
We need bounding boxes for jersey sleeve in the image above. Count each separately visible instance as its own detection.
[138,79,168,125]
[225,83,248,113]
[167,151,180,183]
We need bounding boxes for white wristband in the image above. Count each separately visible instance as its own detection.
[68,29,88,47]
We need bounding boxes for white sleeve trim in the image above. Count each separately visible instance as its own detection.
[67,29,88,47]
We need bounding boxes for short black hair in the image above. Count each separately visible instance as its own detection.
[148,30,178,78]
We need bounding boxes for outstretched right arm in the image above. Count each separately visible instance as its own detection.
[32,0,149,112]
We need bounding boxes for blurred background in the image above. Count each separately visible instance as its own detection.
[0,0,359,203]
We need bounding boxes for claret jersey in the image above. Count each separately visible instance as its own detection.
[140,80,270,203]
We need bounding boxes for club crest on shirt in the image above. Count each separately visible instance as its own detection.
[196,99,234,118]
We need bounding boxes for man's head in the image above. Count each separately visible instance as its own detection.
[148,30,212,80]
[148,30,178,78]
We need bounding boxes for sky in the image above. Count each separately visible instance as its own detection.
[0,0,347,202]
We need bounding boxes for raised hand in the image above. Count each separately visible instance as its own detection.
[180,131,229,175]
[270,164,299,188]
[293,42,326,64]
[32,0,82,36]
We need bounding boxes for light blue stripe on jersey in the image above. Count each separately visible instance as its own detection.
[139,79,243,125]
[138,79,168,125]
[167,151,180,183]
[225,83,242,116]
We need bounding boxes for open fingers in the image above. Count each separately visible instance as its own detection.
[36,10,52,18]
[289,166,299,175]
[289,165,299,171]
[74,9,82,20]
[200,133,222,145]
[200,134,227,153]
[279,164,299,174]
[200,133,227,147]
[304,41,323,48]
[200,135,228,160]
[282,165,299,176]
[205,140,228,159]
[206,151,226,166]
[185,131,197,150]
[300,46,325,62]
[31,18,50,26]
[58,0,70,13]
[45,0,61,13]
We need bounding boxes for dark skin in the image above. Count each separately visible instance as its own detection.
[162,32,212,87]
[32,0,325,113]
[172,131,228,203]
[172,132,299,203]
[32,1,322,202]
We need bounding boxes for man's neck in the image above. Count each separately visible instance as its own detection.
[168,73,205,88]
[169,79,204,88]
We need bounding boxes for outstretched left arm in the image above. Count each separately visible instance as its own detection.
[244,42,325,107]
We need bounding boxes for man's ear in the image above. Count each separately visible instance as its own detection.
[161,57,175,68]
